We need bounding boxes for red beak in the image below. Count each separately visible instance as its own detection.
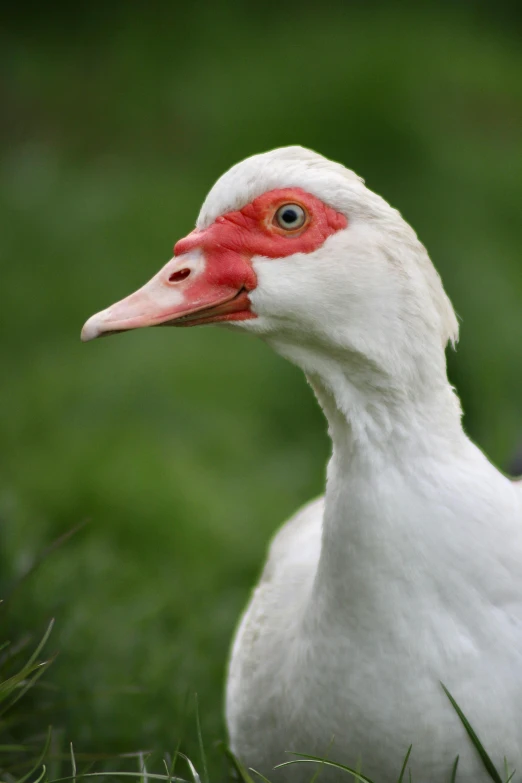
[81,238,256,342]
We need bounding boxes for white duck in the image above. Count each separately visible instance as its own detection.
[82,147,522,782]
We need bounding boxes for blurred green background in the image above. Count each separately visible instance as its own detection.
[1,1,521,778]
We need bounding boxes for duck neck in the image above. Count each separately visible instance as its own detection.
[300,344,468,614]
[269,331,465,464]
[307,358,464,467]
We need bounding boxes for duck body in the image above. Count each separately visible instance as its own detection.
[82,147,522,781]
[227,438,522,781]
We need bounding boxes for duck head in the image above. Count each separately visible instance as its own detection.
[82,147,458,401]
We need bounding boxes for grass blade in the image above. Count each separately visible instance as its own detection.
[139,752,151,783]
[503,757,516,783]
[276,754,376,783]
[24,619,55,671]
[441,684,502,783]
[0,655,55,716]
[71,742,77,783]
[309,736,335,783]
[165,736,183,780]
[194,694,208,783]
[49,771,188,783]
[0,618,55,722]
[33,764,48,783]
[449,755,459,783]
[177,752,201,783]
[249,768,273,783]
[397,745,412,783]
[220,745,256,783]
[17,725,52,783]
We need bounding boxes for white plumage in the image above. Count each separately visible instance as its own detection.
[83,147,522,782]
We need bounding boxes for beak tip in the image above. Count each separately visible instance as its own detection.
[81,314,103,342]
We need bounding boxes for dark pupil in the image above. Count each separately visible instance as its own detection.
[281,208,298,224]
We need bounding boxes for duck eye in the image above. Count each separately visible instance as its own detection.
[274,203,307,231]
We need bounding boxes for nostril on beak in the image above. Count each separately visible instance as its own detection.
[168,268,191,283]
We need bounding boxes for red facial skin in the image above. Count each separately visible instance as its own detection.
[80,187,349,340]
[171,187,347,326]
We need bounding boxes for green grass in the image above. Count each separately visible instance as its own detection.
[0,636,516,783]
[1,2,522,780]
[0,620,54,782]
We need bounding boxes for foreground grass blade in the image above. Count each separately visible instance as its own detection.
[18,620,54,673]
[441,684,502,783]
[220,745,256,783]
[503,757,516,783]
[0,618,55,720]
[49,770,189,783]
[249,768,273,783]
[397,745,412,783]
[449,755,459,783]
[276,754,376,783]
[194,695,208,783]
[309,736,335,783]
[71,742,77,783]
[139,751,152,783]
[17,725,53,783]
[177,752,201,783]
[164,736,183,780]
[33,764,48,783]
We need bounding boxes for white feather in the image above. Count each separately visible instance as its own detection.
[200,148,522,782]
